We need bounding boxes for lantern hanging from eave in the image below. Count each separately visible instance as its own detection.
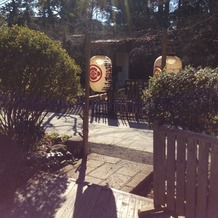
[153,55,182,75]
[90,55,112,93]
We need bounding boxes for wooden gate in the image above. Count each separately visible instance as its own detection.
[153,121,218,218]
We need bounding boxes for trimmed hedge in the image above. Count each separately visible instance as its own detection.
[0,25,81,150]
[143,66,218,135]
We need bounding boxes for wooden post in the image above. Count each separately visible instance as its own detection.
[161,1,169,70]
[83,33,90,156]
[161,28,167,70]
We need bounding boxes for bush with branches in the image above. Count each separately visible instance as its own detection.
[143,66,218,135]
[0,25,81,150]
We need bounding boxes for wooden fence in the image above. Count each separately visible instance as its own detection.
[90,80,147,118]
[153,121,218,218]
[89,97,145,119]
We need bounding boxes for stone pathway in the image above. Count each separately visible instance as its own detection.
[43,112,154,195]
[61,153,153,193]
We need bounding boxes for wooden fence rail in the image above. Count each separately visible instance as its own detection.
[153,121,218,218]
[90,80,147,118]
[90,98,145,118]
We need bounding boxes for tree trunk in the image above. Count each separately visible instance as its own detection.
[161,0,169,70]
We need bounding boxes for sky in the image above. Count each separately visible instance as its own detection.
[0,0,179,17]
[0,0,179,8]
[0,0,9,3]
[0,0,9,7]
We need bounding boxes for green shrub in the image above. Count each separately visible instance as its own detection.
[0,25,81,150]
[143,66,218,134]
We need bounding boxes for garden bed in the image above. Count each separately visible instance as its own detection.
[0,134,83,213]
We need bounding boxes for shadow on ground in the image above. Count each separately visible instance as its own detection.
[4,172,69,218]
[72,157,117,218]
[0,136,69,218]
[90,143,153,165]
[90,113,150,130]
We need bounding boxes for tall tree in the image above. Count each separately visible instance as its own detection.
[37,0,61,25]
[21,0,35,27]
[1,0,22,26]
[0,0,35,27]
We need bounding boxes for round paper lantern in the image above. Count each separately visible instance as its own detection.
[90,55,112,93]
[153,55,182,75]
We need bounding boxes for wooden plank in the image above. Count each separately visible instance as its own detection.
[111,188,153,218]
[137,199,147,218]
[133,197,142,218]
[126,195,137,218]
[105,190,119,218]
[58,181,80,218]
[64,183,89,218]
[138,199,153,217]
[207,143,218,218]
[114,189,124,217]
[120,193,131,218]
[166,133,176,212]
[90,187,116,218]
[153,121,159,207]
[160,125,218,145]
[195,140,209,218]
[58,182,86,218]
[157,131,167,206]
[55,179,77,218]
[176,134,186,216]
[153,122,166,207]
[73,185,103,218]
[185,138,197,218]
[83,33,90,156]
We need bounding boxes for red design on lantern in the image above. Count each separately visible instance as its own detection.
[153,66,162,75]
[90,64,102,82]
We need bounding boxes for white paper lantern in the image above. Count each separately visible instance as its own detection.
[90,55,112,93]
[153,55,182,75]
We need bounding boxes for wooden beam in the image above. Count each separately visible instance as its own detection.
[161,28,167,70]
[89,93,107,101]
[161,1,169,70]
[83,33,90,156]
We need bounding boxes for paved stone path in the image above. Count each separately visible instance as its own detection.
[60,153,153,193]
[43,113,154,194]
[43,113,153,153]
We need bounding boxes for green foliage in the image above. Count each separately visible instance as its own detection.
[1,0,35,27]
[0,25,81,99]
[0,25,81,150]
[47,132,70,144]
[143,66,218,134]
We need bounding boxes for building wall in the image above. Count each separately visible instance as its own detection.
[115,52,129,87]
